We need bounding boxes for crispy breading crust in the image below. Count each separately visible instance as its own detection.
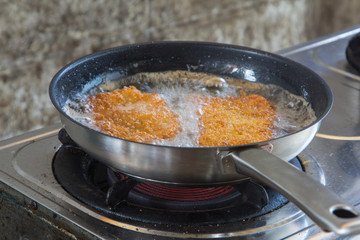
[87,86,181,143]
[197,94,277,146]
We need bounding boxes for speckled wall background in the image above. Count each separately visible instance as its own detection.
[1,0,359,140]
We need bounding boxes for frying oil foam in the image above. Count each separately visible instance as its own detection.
[64,71,316,147]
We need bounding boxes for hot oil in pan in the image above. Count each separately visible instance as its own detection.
[64,71,316,147]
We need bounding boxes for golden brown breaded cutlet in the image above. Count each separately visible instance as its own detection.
[87,86,181,143]
[197,93,277,147]
[87,86,277,146]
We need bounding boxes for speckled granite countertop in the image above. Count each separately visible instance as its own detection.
[1,0,359,140]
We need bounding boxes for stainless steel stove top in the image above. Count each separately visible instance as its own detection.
[1,26,360,239]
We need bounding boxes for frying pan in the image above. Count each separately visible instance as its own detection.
[50,42,360,235]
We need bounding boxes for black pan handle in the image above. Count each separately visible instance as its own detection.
[229,148,360,235]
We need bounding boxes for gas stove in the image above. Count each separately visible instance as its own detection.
[1,26,360,239]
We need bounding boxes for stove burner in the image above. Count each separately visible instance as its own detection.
[53,144,291,227]
[109,171,236,202]
[53,129,298,228]
[106,169,268,211]
[346,33,360,72]
[134,183,235,201]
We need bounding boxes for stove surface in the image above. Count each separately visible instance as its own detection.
[1,26,360,239]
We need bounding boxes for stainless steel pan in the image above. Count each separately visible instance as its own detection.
[50,42,360,235]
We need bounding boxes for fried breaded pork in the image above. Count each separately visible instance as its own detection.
[86,86,181,143]
[197,94,277,147]
[86,86,277,146]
